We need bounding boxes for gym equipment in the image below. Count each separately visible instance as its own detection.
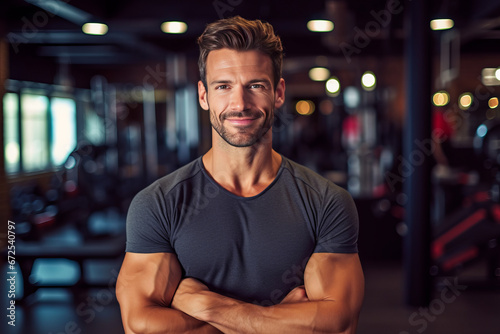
[11,79,160,300]
[16,229,126,302]
[431,119,500,287]
[10,184,59,241]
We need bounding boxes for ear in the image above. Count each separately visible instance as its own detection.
[274,78,285,109]
[198,80,209,110]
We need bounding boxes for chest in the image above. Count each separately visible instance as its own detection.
[168,189,317,303]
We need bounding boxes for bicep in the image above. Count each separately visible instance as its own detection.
[304,253,364,319]
[117,252,182,329]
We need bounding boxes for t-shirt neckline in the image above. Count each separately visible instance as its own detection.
[197,155,286,200]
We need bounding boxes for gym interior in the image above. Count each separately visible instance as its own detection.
[1,1,500,333]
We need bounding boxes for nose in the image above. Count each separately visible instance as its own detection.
[229,86,248,111]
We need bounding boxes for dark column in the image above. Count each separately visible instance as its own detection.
[1,29,10,244]
[403,0,433,306]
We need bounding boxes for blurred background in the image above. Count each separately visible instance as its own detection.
[1,0,500,333]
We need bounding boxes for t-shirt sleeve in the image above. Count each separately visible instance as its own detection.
[125,184,175,253]
[314,182,359,254]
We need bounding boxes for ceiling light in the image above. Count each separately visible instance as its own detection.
[296,100,315,116]
[361,71,376,91]
[459,93,473,110]
[82,22,108,35]
[326,77,340,96]
[430,19,454,31]
[307,20,334,32]
[432,91,450,107]
[488,97,499,109]
[481,68,500,86]
[161,21,188,34]
[309,67,330,81]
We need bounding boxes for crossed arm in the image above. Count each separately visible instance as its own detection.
[116,252,364,334]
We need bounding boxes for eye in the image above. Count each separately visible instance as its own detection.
[215,85,228,90]
[250,84,265,89]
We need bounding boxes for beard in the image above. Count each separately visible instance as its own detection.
[210,109,274,148]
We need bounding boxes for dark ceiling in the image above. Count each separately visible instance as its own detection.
[2,0,500,84]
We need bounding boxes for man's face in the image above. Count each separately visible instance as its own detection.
[198,49,285,148]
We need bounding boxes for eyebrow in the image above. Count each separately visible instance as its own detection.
[209,80,232,86]
[248,79,272,85]
[209,78,272,86]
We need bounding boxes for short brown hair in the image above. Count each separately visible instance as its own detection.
[197,16,283,89]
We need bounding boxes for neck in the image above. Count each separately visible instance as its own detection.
[203,132,282,197]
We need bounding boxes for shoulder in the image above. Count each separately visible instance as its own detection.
[129,157,203,210]
[281,156,350,200]
[143,158,202,195]
[281,157,359,252]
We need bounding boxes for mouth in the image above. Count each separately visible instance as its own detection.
[222,111,262,127]
[225,117,260,127]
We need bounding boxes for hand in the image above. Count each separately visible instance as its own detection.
[175,277,209,296]
[280,285,309,304]
[171,278,210,317]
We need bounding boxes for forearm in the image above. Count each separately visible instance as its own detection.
[123,304,221,334]
[184,291,354,334]
[171,254,364,334]
[116,253,222,334]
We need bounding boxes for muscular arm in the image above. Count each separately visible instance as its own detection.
[172,252,364,334]
[116,252,222,334]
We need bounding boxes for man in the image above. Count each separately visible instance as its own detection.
[117,16,364,334]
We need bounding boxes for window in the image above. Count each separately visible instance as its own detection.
[51,97,77,166]
[3,93,20,173]
[21,93,49,172]
[84,106,105,145]
[3,88,79,175]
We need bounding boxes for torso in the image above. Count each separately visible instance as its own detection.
[126,156,359,304]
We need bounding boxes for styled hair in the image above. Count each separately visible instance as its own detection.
[197,16,283,89]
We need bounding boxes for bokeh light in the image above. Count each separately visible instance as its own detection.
[361,71,376,91]
[458,92,473,110]
[488,97,499,109]
[307,20,334,32]
[433,91,450,107]
[326,77,340,96]
[309,67,331,81]
[161,21,188,34]
[430,19,454,31]
[296,100,315,115]
[82,22,108,35]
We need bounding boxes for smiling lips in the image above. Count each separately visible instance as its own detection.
[222,111,262,127]
[225,117,260,126]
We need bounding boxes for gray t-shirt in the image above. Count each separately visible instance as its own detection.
[126,156,358,305]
